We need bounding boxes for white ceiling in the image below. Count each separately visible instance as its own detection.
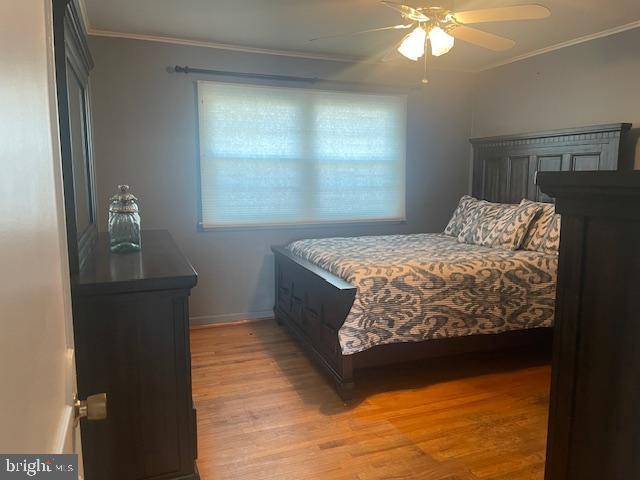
[82,0,640,71]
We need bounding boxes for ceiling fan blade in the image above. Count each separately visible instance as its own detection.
[449,25,515,51]
[453,4,551,24]
[310,24,412,42]
[380,1,429,22]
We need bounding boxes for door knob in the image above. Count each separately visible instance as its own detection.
[74,393,107,423]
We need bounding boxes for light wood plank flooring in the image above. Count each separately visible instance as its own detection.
[191,320,550,480]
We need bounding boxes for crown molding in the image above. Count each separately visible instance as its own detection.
[86,29,368,64]
[86,29,471,72]
[476,20,640,72]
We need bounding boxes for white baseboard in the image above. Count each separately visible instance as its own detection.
[190,310,273,326]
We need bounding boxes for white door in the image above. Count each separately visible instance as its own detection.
[0,0,83,474]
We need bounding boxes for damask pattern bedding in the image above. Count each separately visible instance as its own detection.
[287,233,557,355]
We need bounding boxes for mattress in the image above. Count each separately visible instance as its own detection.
[287,233,557,355]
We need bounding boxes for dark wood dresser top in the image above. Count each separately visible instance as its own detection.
[71,230,197,296]
[538,171,640,219]
[537,170,640,193]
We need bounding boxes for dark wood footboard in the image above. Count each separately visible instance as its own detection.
[272,246,553,401]
[272,246,357,398]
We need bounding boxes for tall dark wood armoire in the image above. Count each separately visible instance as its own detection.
[538,171,640,480]
[53,2,199,478]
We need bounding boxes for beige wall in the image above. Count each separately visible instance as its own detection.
[0,0,77,453]
[472,27,640,169]
[89,37,474,322]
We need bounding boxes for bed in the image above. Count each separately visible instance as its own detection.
[272,123,630,399]
[287,233,557,355]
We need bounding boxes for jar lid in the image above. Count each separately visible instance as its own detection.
[109,185,139,213]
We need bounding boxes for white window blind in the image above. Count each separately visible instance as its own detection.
[197,81,406,228]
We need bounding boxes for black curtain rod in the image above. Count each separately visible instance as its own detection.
[172,65,415,92]
[174,65,319,84]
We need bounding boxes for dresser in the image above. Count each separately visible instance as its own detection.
[72,230,199,480]
[538,171,640,480]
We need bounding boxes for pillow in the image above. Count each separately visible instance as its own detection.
[457,200,541,250]
[520,199,561,254]
[444,195,479,237]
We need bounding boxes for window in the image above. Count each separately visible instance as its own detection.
[197,81,406,228]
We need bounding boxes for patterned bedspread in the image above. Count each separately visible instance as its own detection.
[287,233,557,355]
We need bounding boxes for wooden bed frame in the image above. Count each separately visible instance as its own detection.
[272,123,630,400]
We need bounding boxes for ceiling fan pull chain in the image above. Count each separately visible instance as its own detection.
[421,43,429,84]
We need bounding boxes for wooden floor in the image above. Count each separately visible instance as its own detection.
[191,320,551,480]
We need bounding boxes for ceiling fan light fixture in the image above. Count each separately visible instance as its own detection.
[397,26,426,61]
[429,26,454,56]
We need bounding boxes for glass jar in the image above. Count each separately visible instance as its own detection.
[108,185,141,253]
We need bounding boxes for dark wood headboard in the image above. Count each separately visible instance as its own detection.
[470,123,631,203]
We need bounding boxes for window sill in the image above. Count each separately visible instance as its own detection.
[198,218,407,232]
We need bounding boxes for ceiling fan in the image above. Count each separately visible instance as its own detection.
[311,1,551,83]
